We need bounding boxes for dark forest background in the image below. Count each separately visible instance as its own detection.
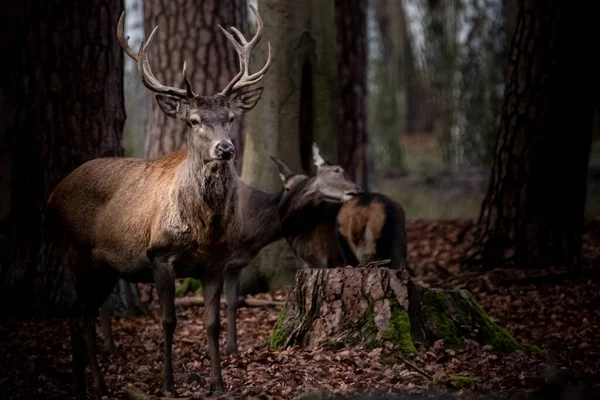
[0,0,599,398]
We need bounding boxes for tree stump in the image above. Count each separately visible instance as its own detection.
[269,268,519,353]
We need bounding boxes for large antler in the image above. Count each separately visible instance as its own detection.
[117,11,196,100]
[219,4,272,96]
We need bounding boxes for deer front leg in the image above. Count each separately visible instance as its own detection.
[224,267,241,355]
[202,274,225,393]
[152,259,177,395]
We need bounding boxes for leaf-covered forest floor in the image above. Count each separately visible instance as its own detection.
[1,220,600,400]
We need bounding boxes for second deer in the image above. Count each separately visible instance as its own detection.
[273,143,408,271]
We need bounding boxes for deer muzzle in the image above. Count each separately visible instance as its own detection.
[343,185,363,201]
[213,140,235,160]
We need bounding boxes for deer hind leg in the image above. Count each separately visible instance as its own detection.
[69,308,109,396]
[224,267,242,355]
[69,317,86,395]
[151,256,177,395]
[99,298,117,354]
[82,312,108,395]
[70,261,117,396]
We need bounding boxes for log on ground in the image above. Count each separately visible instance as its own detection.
[268,268,519,353]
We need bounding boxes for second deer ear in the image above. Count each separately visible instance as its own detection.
[270,155,293,182]
[229,87,264,114]
[312,142,329,167]
[156,94,186,119]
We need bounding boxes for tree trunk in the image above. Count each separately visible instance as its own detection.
[239,0,338,294]
[502,0,518,47]
[143,0,247,169]
[4,0,125,311]
[335,0,369,190]
[370,0,407,174]
[0,0,20,284]
[462,0,600,269]
[122,0,147,158]
[269,268,519,353]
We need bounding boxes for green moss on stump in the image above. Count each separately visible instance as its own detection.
[466,293,519,352]
[423,290,519,353]
[381,300,417,352]
[361,310,380,350]
[175,278,202,297]
[268,307,288,350]
[423,291,464,348]
[361,300,416,353]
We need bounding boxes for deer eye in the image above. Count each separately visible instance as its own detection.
[333,167,341,173]
[190,116,201,126]
[229,113,235,123]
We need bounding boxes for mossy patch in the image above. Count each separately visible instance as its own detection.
[434,375,475,388]
[361,299,416,353]
[465,292,519,352]
[174,278,202,297]
[380,299,417,353]
[268,307,288,350]
[526,344,544,356]
[423,291,464,349]
[450,375,474,385]
[422,290,519,353]
[360,310,381,350]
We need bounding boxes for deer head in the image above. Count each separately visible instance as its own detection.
[271,143,363,203]
[117,5,272,162]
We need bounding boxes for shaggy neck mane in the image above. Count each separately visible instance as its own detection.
[177,151,239,240]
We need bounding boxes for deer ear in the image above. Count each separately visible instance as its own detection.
[156,95,185,119]
[270,155,293,182]
[312,142,328,167]
[229,87,264,114]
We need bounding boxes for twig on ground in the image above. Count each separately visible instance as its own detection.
[394,353,433,381]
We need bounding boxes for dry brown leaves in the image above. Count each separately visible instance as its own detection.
[1,220,599,399]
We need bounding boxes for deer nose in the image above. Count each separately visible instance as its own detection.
[214,140,235,160]
[348,185,363,195]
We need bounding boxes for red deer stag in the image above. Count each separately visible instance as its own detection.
[44,5,272,396]
[275,143,407,270]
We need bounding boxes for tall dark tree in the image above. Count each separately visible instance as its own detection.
[462,0,600,269]
[143,0,247,168]
[335,0,369,190]
[3,0,125,309]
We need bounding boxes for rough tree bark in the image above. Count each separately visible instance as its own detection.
[462,0,600,269]
[143,0,247,169]
[370,0,407,174]
[335,0,369,190]
[0,0,19,284]
[3,0,125,311]
[269,268,519,353]
[239,0,338,294]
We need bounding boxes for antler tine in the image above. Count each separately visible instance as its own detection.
[182,61,197,98]
[117,11,139,62]
[136,25,190,99]
[219,4,272,96]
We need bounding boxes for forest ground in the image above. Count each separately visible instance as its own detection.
[1,219,600,400]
